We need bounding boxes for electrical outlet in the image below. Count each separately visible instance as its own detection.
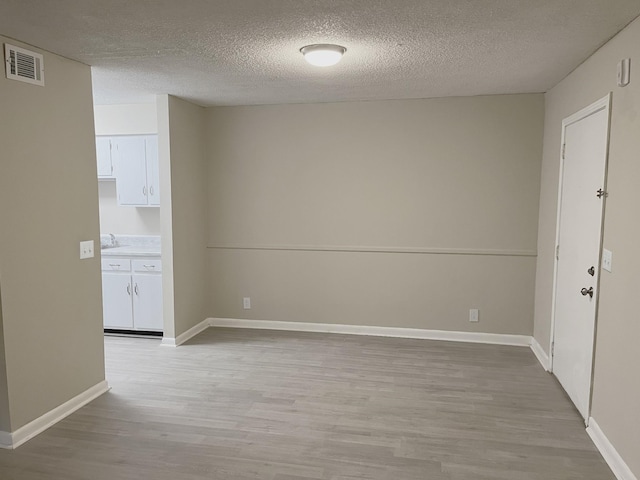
[243,297,251,309]
[80,240,94,259]
[469,309,479,323]
[602,249,613,272]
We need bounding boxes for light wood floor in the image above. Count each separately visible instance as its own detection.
[0,328,614,479]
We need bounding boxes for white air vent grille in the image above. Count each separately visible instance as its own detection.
[4,44,44,86]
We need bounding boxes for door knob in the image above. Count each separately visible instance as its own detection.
[581,287,594,298]
[587,266,595,276]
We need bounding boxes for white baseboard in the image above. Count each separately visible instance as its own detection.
[530,336,551,371]
[0,380,110,450]
[587,418,638,480]
[208,318,531,347]
[161,318,210,347]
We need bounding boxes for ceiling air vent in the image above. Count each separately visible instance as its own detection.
[4,43,44,86]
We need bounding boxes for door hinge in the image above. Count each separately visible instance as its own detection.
[556,245,560,260]
[551,341,555,357]
[561,143,566,160]
[596,188,608,199]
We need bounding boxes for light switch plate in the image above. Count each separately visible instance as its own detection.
[469,309,479,323]
[243,297,251,309]
[80,240,94,259]
[602,249,612,272]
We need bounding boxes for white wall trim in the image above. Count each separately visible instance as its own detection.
[208,318,531,346]
[161,318,210,347]
[208,244,537,257]
[562,94,612,128]
[587,417,638,480]
[0,380,110,450]
[530,336,551,371]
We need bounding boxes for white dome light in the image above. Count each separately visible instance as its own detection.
[300,44,347,67]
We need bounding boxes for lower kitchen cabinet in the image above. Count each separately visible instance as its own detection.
[102,272,134,329]
[132,273,163,330]
[101,257,163,332]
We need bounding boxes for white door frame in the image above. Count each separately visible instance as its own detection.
[549,93,612,422]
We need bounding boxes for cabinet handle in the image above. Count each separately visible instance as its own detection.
[149,186,154,195]
[143,264,155,269]
[109,263,121,269]
[126,284,131,295]
[134,283,139,295]
[143,186,147,196]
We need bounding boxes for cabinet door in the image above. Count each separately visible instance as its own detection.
[102,273,134,329]
[96,137,114,178]
[145,136,160,206]
[114,136,148,206]
[132,274,163,331]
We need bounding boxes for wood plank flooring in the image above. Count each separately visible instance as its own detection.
[0,328,614,479]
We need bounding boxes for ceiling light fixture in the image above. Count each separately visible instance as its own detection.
[300,44,347,67]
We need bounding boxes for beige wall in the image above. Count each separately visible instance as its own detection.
[206,95,544,333]
[157,96,176,338]
[0,37,105,430]
[533,17,640,477]
[158,95,208,339]
[0,286,10,432]
[94,103,161,235]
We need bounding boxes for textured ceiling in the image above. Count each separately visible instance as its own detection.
[0,1,639,106]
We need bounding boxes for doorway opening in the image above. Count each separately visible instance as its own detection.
[94,103,164,340]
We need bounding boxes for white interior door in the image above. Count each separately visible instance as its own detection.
[552,95,610,421]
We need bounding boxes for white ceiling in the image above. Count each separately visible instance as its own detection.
[1,1,639,106]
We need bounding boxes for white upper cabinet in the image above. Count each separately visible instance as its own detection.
[110,135,160,207]
[96,137,115,179]
[115,136,147,205]
[145,136,160,206]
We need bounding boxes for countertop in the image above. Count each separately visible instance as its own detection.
[100,246,161,257]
